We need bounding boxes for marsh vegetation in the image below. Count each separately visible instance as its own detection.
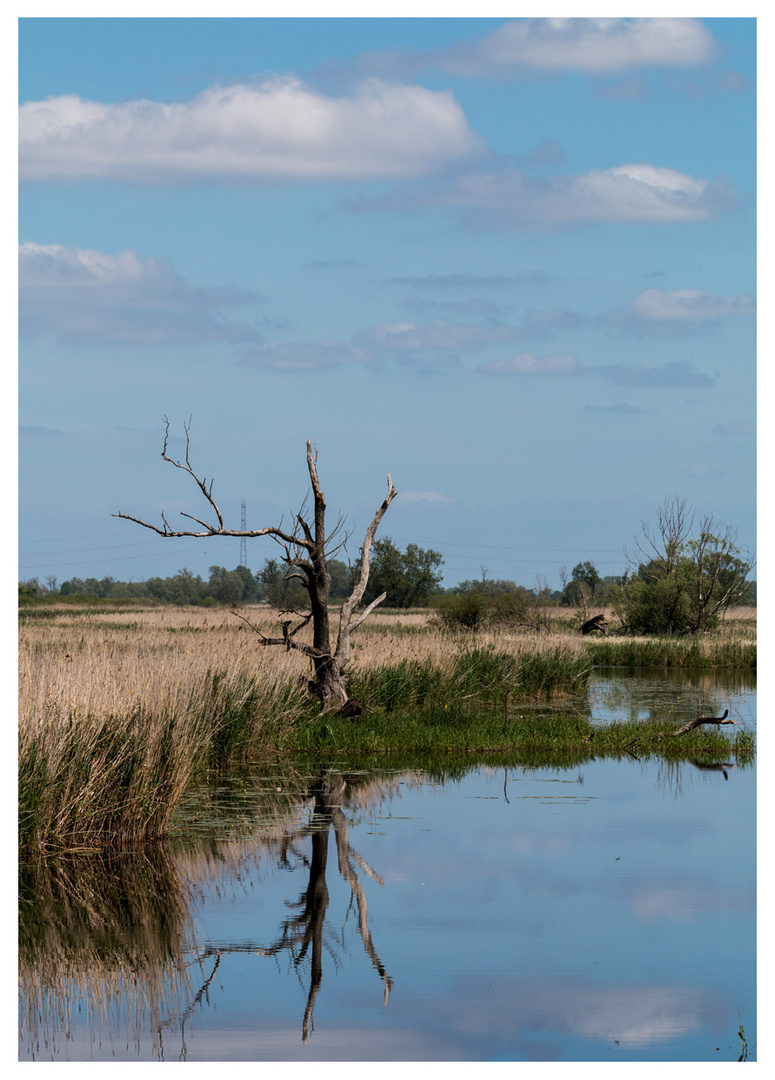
[18,599,755,852]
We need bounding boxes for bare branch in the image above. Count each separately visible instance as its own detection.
[114,420,313,548]
[673,710,737,736]
[118,422,397,712]
[278,609,314,639]
[160,415,225,532]
[231,609,325,660]
[335,472,398,667]
[347,592,388,633]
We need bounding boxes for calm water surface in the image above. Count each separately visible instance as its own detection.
[19,671,756,1062]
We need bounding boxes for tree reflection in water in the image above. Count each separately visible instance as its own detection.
[193,773,393,1044]
[20,770,396,1060]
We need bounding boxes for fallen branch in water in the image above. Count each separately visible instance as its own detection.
[673,709,736,736]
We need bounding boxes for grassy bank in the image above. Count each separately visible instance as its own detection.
[290,700,755,765]
[19,602,755,851]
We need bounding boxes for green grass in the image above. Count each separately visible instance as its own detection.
[348,643,591,715]
[288,703,754,767]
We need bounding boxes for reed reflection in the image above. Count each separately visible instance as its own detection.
[18,846,195,1060]
[19,769,398,1059]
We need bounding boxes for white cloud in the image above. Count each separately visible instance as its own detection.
[385,272,522,288]
[435,18,715,77]
[19,77,484,184]
[511,288,755,340]
[587,361,715,388]
[400,297,509,316]
[360,319,519,352]
[359,162,736,229]
[479,352,579,376]
[19,242,261,346]
[608,287,756,328]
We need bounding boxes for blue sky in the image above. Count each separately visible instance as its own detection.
[17,13,757,589]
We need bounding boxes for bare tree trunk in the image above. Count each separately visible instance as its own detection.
[115,420,397,711]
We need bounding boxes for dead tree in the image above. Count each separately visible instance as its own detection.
[114,418,397,711]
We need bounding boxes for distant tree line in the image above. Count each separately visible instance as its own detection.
[19,561,353,608]
[19,503,755,632]
[18,536,448,610]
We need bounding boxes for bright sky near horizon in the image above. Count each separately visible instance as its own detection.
[17,12,757,590]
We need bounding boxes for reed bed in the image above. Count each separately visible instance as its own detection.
[19,609,311,851]
[348,639,590,714]
[19,603,755,849]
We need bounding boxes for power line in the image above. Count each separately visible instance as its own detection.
[19,546,214,573]
[20,531,162,544]
[18,538,200,559]
[389,535,624,554]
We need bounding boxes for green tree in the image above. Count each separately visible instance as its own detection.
[328,558,354,600]
[362,538,444,608]
[233,564,261,603]
[561,561,602,607]
[451,576,520,597]
[572,561,601,591]
[208,565,246,605]
[613,498,754,634]
[256,557,308,609]
[146,568,206,605]
[59,577,85,596]
[436,577,533,630]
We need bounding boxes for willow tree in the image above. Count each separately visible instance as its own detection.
[114,419,397,711]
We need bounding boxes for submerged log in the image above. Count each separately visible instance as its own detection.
[673,709,736,736]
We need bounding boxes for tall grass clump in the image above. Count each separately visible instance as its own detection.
[19,667,309,852]
[192,668,310,768]
[19,702,210,851]
[19,610,311,850]
[349,639,590,715]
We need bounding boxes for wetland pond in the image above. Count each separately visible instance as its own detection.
[19,668,756,1062]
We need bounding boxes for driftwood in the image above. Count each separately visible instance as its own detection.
[673,709,736,736]
[579,614,608,636]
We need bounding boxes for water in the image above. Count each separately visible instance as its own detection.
[588,666,756,732]
[19,672,756,1062]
